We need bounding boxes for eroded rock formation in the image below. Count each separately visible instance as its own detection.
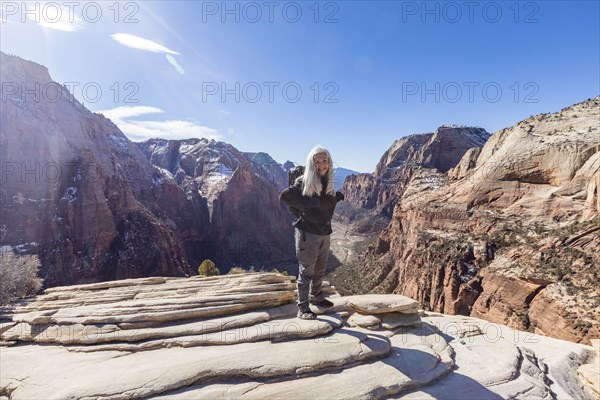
[343,126,490,219]
[0,273,597,399]
[351,97,600,344]
[0,52,193,286]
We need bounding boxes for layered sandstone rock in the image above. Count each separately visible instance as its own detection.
[350,97,600,344]
[578,339,600,399]
[447,146,481,180]
[0,273,596,399]
[331,127,490,269]
[342,126,490,219]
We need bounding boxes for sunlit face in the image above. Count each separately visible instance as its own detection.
[314,152,329,177]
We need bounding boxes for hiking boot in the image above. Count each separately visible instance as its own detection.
[311,298,334,308]
[297,309,317,320]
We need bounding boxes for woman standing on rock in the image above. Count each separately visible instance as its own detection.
[279,145,345,320]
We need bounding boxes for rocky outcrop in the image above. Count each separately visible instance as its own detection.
[528,287,600,343]
[351,97,600,344]
[333,127,490,261]
[470,269,549,330]
[447,146,481,179]
[0,52,193,286]
[342,172,383,212]
[374,125,489,175]
[343,126,490,219]
[137,139,295,271]
[1,273,597,399]
[579,339,600,399]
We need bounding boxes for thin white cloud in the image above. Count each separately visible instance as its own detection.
[99,105,164,119]
[166,54,185,74]
[98,106,220,142]
[111,33,180,55]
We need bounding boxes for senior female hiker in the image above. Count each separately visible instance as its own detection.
[279,145,345,320]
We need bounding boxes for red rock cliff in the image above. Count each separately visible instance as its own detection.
[354,97,600,344]
[0,53,193,286]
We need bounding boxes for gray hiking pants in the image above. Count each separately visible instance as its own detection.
[294,229,330,309]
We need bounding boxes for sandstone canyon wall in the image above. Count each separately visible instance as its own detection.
[0,52,193,286]
[343,126,490,219]
[346,97,600,344]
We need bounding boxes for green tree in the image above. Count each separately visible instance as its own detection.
[198,259,219,276]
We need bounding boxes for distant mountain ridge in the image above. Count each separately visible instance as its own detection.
[0,52,297,286]
[333,166,360,190]
[136,138,294,269]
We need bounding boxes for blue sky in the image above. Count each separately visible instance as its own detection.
[1,1,599,172]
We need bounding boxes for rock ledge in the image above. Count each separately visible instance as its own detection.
[0,274,596,399]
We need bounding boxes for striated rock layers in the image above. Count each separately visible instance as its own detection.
[354,97,600,344]
[1,273,597,399]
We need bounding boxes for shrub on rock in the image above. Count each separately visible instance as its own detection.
[0,251,43,305]
[198,259,219,276]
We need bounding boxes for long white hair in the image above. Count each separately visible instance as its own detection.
[302,145,334,197]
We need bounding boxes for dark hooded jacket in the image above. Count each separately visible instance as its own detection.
[279,176,341,235]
